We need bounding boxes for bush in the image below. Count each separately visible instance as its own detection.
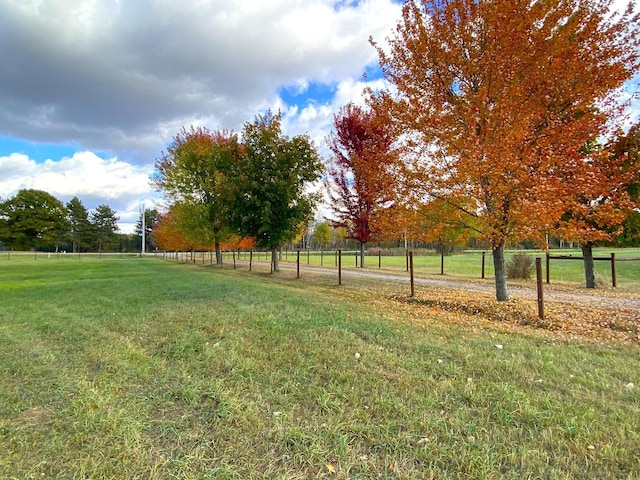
[506,253,535,280]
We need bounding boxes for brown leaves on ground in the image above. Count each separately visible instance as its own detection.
[371,286,639,343]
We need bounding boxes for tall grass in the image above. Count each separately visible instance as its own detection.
[0,256,638,479]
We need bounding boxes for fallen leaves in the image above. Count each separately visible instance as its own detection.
[379,286,639,343]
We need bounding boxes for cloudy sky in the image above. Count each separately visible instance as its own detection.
[0,0,401,232]
[0,0,638,233]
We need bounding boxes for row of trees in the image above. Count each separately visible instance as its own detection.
[151,111,323,271]
[322,0,639,300]
[0,190,127,253]
[149,0,638,302]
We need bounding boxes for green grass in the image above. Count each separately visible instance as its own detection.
[1,256,639,479]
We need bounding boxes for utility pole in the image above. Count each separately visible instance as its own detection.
[141,202,146,257]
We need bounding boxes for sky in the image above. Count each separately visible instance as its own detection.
[0,0,638,234]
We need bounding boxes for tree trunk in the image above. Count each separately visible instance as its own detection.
[582,243,596,288]
[215,239,222,265]
[272,246,279,272]
[493,243,509,301]
[359,242,365,268]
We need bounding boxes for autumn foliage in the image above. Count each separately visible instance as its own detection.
[370,0,640,299]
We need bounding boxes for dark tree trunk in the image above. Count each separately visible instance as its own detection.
[215,239,222,265]
[493,243,509,301]
[359,242,365,268]
[582,243,596,288]
[272,246,279,272]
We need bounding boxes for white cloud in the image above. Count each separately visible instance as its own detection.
[279,76,391,156]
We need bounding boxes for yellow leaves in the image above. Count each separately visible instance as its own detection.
[325,463,336,474]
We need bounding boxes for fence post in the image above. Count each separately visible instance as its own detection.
[481,251,485,279]
[233,250,236,269]
[307,249,310,265]
[440,251,444,275]
[297,250,300,279]
[405,249,409,272]
[249,250,253,271]
[546,251,550,284]
[611,252,616,288]
[410,251,415,297]
[338,249,342,285]
[536,257,544,320]
[355,251,358,267]
[378,250,381,269]
[320,248,324,266]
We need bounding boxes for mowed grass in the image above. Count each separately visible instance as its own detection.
[0,256,639,479]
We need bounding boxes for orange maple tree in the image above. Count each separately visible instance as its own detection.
[325,103,399,267]
[152,210,193,253]
[220,235,255,251]
[370,0,640,300]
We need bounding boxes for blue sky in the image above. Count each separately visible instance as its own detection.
[0,0,637,233]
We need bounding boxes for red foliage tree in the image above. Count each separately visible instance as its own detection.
[325,103,399,267]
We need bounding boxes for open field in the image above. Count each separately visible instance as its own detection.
[1,256,639,479]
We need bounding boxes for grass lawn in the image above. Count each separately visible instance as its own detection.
[1,256,639,479]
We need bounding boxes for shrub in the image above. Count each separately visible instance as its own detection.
[506,253,535,280]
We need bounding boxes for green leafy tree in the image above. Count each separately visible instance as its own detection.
[311,221,332,249]
[66,196,92,253]
[227,111,323,272]
[0,189,69,251]
[151,127,242,264]
[90,204,119,253]
[617,211,640,247]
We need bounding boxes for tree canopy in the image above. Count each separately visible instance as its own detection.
[90,204,120,253]
[66,196,92,253]
[0,189,69,251]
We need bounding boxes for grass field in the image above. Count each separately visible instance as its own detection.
[1,256,639,479]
